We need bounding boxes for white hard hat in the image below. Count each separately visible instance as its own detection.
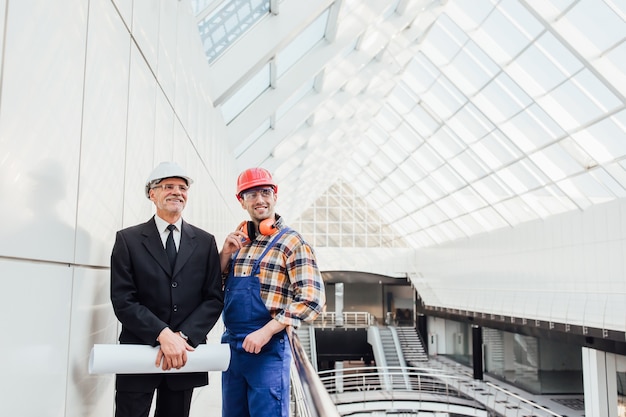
[145,161,194,198]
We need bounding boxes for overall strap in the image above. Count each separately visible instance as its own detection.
[251,227,291,272]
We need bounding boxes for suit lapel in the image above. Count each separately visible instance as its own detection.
[173,220,197,277]
[142,217,172,275]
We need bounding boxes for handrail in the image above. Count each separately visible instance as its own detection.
[318,365,563,417]
[484,381,563,417]
[287,328,341,417]
[312,311,375,327]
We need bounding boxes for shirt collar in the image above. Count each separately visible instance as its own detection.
[154,215,182,233]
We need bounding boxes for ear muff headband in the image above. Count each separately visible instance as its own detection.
[238,218,276,242]
[258,218,276,236]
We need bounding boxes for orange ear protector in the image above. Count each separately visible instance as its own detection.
[237,218,276,243]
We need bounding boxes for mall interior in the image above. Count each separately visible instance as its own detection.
[1,0,626,416]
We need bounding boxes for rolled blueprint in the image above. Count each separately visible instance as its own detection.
[89,343,230,374]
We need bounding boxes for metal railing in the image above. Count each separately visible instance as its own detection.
[318,365,467,398]
[312,311,375,328]
[317,364,565,417]
[288,328,341,417]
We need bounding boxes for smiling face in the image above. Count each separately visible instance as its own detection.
[149,177,188,222]
[239,186,277,224]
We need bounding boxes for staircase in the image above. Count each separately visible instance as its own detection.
[379,327,401,367]
[378,327,410,390]
[395,326,428,365]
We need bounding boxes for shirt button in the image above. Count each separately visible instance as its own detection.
[172,281,178,288]
[173,305,178,312]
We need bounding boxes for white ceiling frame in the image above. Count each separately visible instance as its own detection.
[207,0,334,105]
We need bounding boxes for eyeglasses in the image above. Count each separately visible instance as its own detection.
[241,188,274,200]
[152,183,189,193]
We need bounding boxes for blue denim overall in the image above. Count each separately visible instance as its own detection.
[221,228,292,417]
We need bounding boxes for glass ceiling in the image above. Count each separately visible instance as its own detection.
[193,0,626,249]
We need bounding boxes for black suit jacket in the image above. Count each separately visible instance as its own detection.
[110,216,224,392]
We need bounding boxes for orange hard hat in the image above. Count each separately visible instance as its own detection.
[236,167,277,198]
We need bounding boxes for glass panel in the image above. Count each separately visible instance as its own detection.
[499,104,564,153]
[428,126,466,159]
[556,172,614,209]
[366,124,390,145]
[388,83,419,115]
[385,167,413,191]
[513,32,584,97]
[449,149,489,183]
[398,155,428,183]
[453,214,484,236]
[375,105,403,131]
[498,159,550,193]
[368,152,395,177]
[447,102,494,145]
[472,174,514,205]
[523,185,577,217]
[605,161,626,190]
[572,110,626,164]
[493,196,538,225]
[390,123,424,154]
[276,9,329,77]
[411,143,444,172]
[472,72,532,124]
[234,118,271,157]
[475,0,543,64]
[404,184,432,209]
[417,176,446,202]
[197,0,271,63]
[403,53,440,95]
[419,14,466,67]
[422,76,466,120]
[431,164,466,192]
[553,0,626,57]
[471,206,509,231]
[476,131,522,169]
[444,40,499,96]
[453,186,487,212]
[590,168,626,198]
[380,140,408,165]
[437,195,465,219]
[276,79,314,120]
[405,104,440,137]
[419,204,448,227]
[528,143,584,182]
[537,69,622,131]
[221,63,270,123]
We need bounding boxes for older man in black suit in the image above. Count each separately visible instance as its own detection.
[110,161,224,417]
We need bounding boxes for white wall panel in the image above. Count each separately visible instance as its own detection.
[0,260,73,416]
[156,0,179,100]
[154,86,175,159]
[131,0,160,74]
[65,267,118,417]
[0,0,241,415]
[566,293,588,326]
[0,0,5,69]
[584,294,608,329]
[76,0,131,267]
[604,293,626,330]
[550,292,569,323]
[0,0,87,263]
[111,0,133,29]
[123,46,158,228]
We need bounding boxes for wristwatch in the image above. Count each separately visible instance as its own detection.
[179,331,189,341]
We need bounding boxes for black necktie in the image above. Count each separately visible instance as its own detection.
[166,224,177,269]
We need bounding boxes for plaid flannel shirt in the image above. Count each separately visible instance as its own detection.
[228,219,325,328]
